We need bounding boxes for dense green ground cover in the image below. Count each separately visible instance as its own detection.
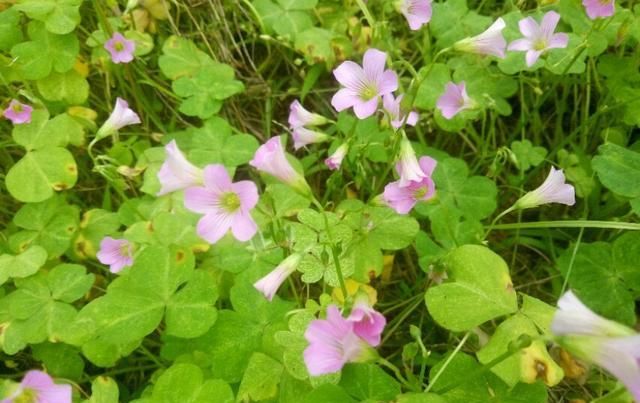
[0,0,640,402]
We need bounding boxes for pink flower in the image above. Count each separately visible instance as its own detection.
[292,127,330,150]
[104,32,136,64]
[454,18,507,58]
[304,305,374,376]
[2,370,71,403]
[288,100,328,128]
[508,11,569,67]
[383,156,437,214]
[582,0,614,19]
[347,296,386,346]
[96,97,141,139]
[399,0,433,30]
[253,254,301,301]
[397,136,426,187]
[514,166,575,210]
[325,144,349,170]
[96,237,134,274]
[552,291,640,401]
[383,94,419,129]
[331,48,398,119]
[250,136,310,194]
[436,81,474,119]
[184,164,259,244]
[3,99,33,125]
[157,140,204,196]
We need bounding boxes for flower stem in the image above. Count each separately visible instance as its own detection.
[486,220,640,231]
[424,332,470,393]
[483,205,516,240]
[312,197,349,300]
[354,0,375,28]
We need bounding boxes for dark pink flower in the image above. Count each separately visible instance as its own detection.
[383,94,419,129]
[104,32,136,64]
[325,144,348,170]
[582,0,614,19]
[347,296,387,346]
[3,99,33,125]
[253,254,301,301]
[184,164,259,244]
[331,48,398,119]
[384,156,437,214]
[508,11,569,67]
[454,18,507,58]
[97,237,134,274]
[2,370,71,403]
[303,305,373,376]
[399,0,433,30]
[436,81,474,119]
[157,140,203,196]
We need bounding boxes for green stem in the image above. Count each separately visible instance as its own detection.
[483,205,516,239]
[424,332,470,393]
[378,357,414,390]
[354,0,375,28]
[312,197,349,299]
[487,220,640,231]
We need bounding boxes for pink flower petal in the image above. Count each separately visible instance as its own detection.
[196,212,233,244]
[353,97,379,119]
[540,11,561,38]
[333,61,366,90]
[363,48,388,82]
[231,212,258,242]
[518,16,539,38]
[203,164,233,194]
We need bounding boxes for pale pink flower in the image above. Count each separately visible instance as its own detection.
[304,305,374,376]
[331,48,398,119]
[157,140,204,196]
[288,100,328,128]
[184,164,259,244]
[454,18,507,58]
[552,291,640,401]
[383,94,419,129]
[436,82,474,119]
[508,11,569,67]
[97,237,134,274]
[292,127,330,150]
[104,32,136,64]
[3,99,33,125]
[250,136,310,194]
[582,0,614,19]
[514,166,575,210]
[347,296,387,346]
[253,254,301,301]
[399,0,433,30]
[2,370,71,403]
[96,97,141,139]
[397,136,426,187]
[325,144,349,170]
[384,156,437,214]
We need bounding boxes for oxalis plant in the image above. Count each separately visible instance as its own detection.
[0,0,639,402]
